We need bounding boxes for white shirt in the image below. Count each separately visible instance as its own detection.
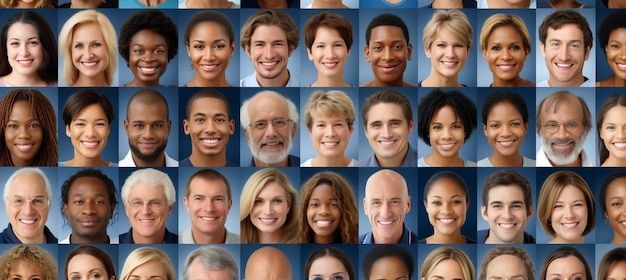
[537,77,594,87]
[119,151,179,167]
[536,146,594,167]
[240,72,300,87]
[59,234,119,244]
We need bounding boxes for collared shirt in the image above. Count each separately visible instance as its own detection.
[536,146,595,167]
[119,151,179,167]
[537,77,594,87]
[0,224,57,244]
[179,157,238,167]
[359,224,417,244]
[119,227,178,244]
[248,154,300,167]
[179,227,240,244]
[59,234,119,244]
[477,229,536,244]
[240,72,300,87]
[359,145,417,167]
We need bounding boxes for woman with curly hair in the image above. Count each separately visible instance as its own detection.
[299,171,358,243]
[0,245,57,280]
[0,0,54,8]
[118,10,177,87]
[0,89,57,166]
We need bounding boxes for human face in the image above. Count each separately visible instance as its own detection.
[244,93,296,166]
[424,259,465,280]
[66,104,110,161]
[183,97,234,159]
[67,254,113,280]
[607,260,626,280]
[540,24,590,87]
[604,177,626,242]
[71,22,109,82]
[6,23,43,78]
[363,171,410,243]
[9,262,45,280]
[245,25,293,84]
[307,26,350,79]
[600,106,626,162]
[484,25,528,83]
[128,29,169,86]
[186,21,234,84]
[605,28,626,82]
[309,111,353,160]
[364,25,412,85]
[364,103,413,166]
[483,102,528,159]
[550,185,588,243]
[481,185,531,243]
[4,100,42,166]
[306,184,341,243]
[250,182,291,235]
[424,178,468,236]
[128,260,168,280]
[124,102,171,165]
[486,254,529,280]
[539,96,587,166]
[188,258,233,280]
[545,256,587,280]
[308,256,349,280]
[425,26,469,79]
[4,172,50,244]
[368,257,409,280]
[429,105,465,160]
[124,184,173,241]
[183,177,232,237]
[63,176,113,242]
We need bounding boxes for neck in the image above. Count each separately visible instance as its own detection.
[2,73,46,87]
[70,233,109,244]
[132,228,165,244]
[375,145,408,167]
[431,0,463,8]
[65,156,109,167]
[127,78,160,87]
[15,1,36,7]
[547,153,582,167]
[74,74,109,87]
[17,232,45,244]
[258,231,282,243]
[139,0,163,6]
[256,0,288,7]
[608,75,626,87]
[602,156,626,167]
[372,230,402,244]
[548,75,585,87]
[608,0,626,7]
[253,157,289,167]
[256,70,290,87]
[132,153,166,167]
[428,231,465,244]
[313,233,336,244]
[423,72,461,87]
[487,0,529,7]
[311,155,351,167]
[369,78,405,87]
[485,231,523,244]
[550,236,583,244]
[70,0,103,8]
[548,0,583,7]
[488,153,523,167]
[424,153,464,167]
[187,75,230,87]
[313,74,348,87]
[11,155,34,167]
[311,0,347,7]
[492,76,529,87]
[612,234,626,244]
[192,227,226,243]
[185,0,231,7]
[189,151,227,167]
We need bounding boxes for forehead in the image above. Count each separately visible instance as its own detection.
[189,176,228,194]
[540,95,584,121]
[366,102,408,123]
[247,94,289,120]
[73,22,103,37]
[369,25,406,42]
[128,183,166,198]
[130,29,166,44]
[69,176,109,193]
[546,23,584,40]
[546,255,585,273]
[190,97,229,114]
[189,259,232,278]
[486,254,527,276]
[487,185,525,201]
[366,173,407,198]
[127,101,169,121]
[8,22,37,36]
[9,173,46,194]
[428,177,465,196]
[251,24,287,41]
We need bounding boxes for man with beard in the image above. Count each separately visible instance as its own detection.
[240,90,300,167]
[120,89,178,167]
[536,90,594,166]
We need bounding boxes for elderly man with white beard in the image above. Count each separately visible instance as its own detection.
[536,90,594,167]
[240,90,300,167]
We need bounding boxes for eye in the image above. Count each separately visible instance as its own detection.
[95,200,106,205]
[154,49,164,54]
[133,49,145,55]
[612,202,623,207]
[27,40,39,46]
[74,122,85,127]
[214,197,224,202]
[254,199,263,205]
[511,122,521,127]
[491,204,502,209]
[92,42,102,48]
[193,44,205,49]
[272,198,283,204]
[74,43,83,49]
[452,123,463,130]
[153,124,163,129]
[95,121,107,127]
[606,125,616,131]
[194,118,205,124]
[215,117,227,124]
[28,123,40,128]
[510,45,521,50]
[309,202,319,207]
[393,43,404,50]
[553,204,563,209]
[133,124,144,129]
[490,46,501,51]
[451,200,462,205]
[6,124,17,129]
[74,199,84,205]
[436,43,446,48]
[214,44,225,49]
[489,123,500,129]
[431,125,442,131]
[431,201,442,206]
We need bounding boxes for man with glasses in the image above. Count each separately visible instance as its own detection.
[536,90,594,166]
[120,168,178,243]
[1,168,57,243]
[240,90,299,167]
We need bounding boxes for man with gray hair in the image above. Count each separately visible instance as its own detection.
[183,246,238,280]
[479,246,535,280]
[240,90,299,167]
[536,90,594,166]
[119,168,178,243]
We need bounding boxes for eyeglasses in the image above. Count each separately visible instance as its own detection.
[8,197,49,209]
[129,200,164,209]
[541,121,582,134]
[249,118,292,131]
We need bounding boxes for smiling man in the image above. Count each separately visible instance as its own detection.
[479,247,535,280]
[240,10,300,87]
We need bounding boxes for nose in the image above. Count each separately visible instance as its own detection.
[17,126,31,139]
[82,201,96,215]
[142,125,155,139]
[441,127,452,139]
[324,45,335,58]
[319,204,330,216]
[204,119,217,133]
[264,122,278,138]
[263,201,273,215]
[502,48,512,60]
[263,44,273,59]
[140,203,153,214]
[84,124,96,137]
[618,127,626,139]
[558,46,569,61]
[380,124,392,138]
[502,205,513,218]
[382,46,393,60]
[203,47,215,60]
[501,124,512,136]
[142,50,156,61]
[22,201,35,214]
[554,124,569,139]
[18,43,30,57]
[442,202,452,214]
[445,45,455,58]
[380,202,391,217]
[325,125,336,137]
[564,205,576,219]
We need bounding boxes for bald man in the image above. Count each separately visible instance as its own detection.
[120,89,178,167]
[360,169,416,244]
[245,246,293,280]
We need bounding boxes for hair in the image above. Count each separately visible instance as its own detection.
[304,12,353,51]
[422,9,473,50]
[599,10,626,54]
[118,10,178,64]
[365,13,409,45]
[539,246,591,280]
[240,10,299,51]
[185,168,232,201]
[599,170,626,216]
[304,90,355,131]
[423,171,470,204]
[361,89,413,127]
[479,246,535,280]
[421,246,475,280]
[598,247,626,280]
[0,89,57,166]
[121,168,176,205]
[186,89,231,119]
[538,10,593,54]
[0,11,58,83]
[479,13,531,54]
[0,0,55,10]
[63,89,115,126]
[59,10,117,86]
[363,245,414,280]
[60,168,118,222]
[537,170,595,238]
[240,90,298,128]
[305,247,355,280]
[64,245,116,280]
[299,171,358,243]
[3,167,52,204]
[240,168,300,244]
[481,91,529,126]
[417,89,477,146]
[121,247,175,280]
[126,89,170,120]
[481,169,533,216]
[597,94,626,165]
[0,245,57,280]
[184,10,235,49]
[535,91,592,136]
[183,246,238,280]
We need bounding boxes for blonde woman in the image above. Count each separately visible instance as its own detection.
[120,248,175,280]
[421,247,475,280]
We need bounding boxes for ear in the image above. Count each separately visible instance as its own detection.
[228,119,235,135]
[183,197,189,212]
[167,203,174,216]
[363,197,369,215]
[527,205,534,221]
[482,49,488,61]
[185,43,191,58]
[290,122,297,139]
[307,47,313,61]
[62,203,68,218]
[407,43,413,60]
[183,119,190,135]
[244,45,252,58]
[481,205,488,221]
[229,42,235,58]
[408,119,414,133]
[483,124,488,136]
[166,119,172,136]
[540,42,546,59]
[228,199,232,211]
[123,119,130,134]
[288,45,295,57]
[66,125,71,137]
[424,45,431,58]
[405,195,411,214]
[584,46,591,61]
[364,45,370,62]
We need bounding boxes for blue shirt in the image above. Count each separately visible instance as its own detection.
[248,154,300,167]
[417,236,477,244]
[119,227,178,244]
[359,145,417,167]
[179,157,238,167]
[477,229,536,244]
[359,224,417,244]
[240,72,300,87]
[0,223,57,244]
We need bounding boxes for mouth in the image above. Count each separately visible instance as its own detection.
[314,220,335,227]
[496,140,516,147]
[437,218,457,225]
[78,219,100,227]
[81,61,100,68]
[138,218,156,224]
[321,141,339,148]
[15,143,35,152]
[377,139,397,147]
[138,141,158,149]
[261,141,284,150]
[200,138,221,148]
[498,223,517,230]
[551,140,574,151]
[259,218,278,225]
[615,62,626,71]
[19,218,37,225]
[441,61,458,68]
[80,141,101,149]
[378,64,399,73]
[260,61,279,70]
[18,59,33,67]
[200,64,219,71]
[322,62,339,69]
[555,62,574,69]
[377,219,395,226]
[199,216,219,222]
[613,142,626,149]
[560,222,579,229]
[438,142,457,151]
[138,66,160,75]
[496,64,516,71]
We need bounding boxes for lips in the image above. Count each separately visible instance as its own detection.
[260,61,278,70]
[200,138,221,147]
[321,141,339,148]
[560,221,579,229]
[322,62,338,69]
[314,220,334,227]
[80,141,100,149]
[496,140,516,147]
[378,139,397,147]
[78,219,99,226]
[17,59,33,67]
[138,141,158,148]
[200,64,219,71]
[138,218,155,223]
[259,217,278,225]
[498,223,517,230]
[437,218,456,224]
[616,62,626,71]
[438,142,457,151]
[138,66,159,75]
[441,61,458,68]
[496,64,516,71]
[378,64,398,73]
[15,143,35,152]
[19,218,37,225]
[199,216,218,221]
[555,62,574,69]
[377,219,395,226]
[613,142,626,149]
[81,61,99,68]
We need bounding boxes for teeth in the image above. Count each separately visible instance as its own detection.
[82,61,97,67]
[201,139,219,144]
[81,141,99,148]
[20,219,35,224]
[498,140,514,147]
[499,223,515,229]
[322,62,337,68]
[261,61,277,66]
[322,142,338,147]
[315,220,332,225]
[617,63,626,70]
[561,222,577,229]
[497,64,514,70]
[439,218,455,224]
[260,218,276,224]
[139,67,157,73]
[200,64,218,70]
[200,217,217,221]
[439,143,455,150]
[613,142,626,148]
[442,61,457,66]
[18,60,32,66]
[556,63,573,68]
[379,140,394,145]
[621,221,626,226]
[264,142,280,146]
[378,220,393,225]
[138,219,154,223]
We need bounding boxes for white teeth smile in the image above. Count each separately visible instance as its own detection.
[379,140,395,145]
[139,67,157,73]
[439,218,455,224]
[259,218,277,224]
[378,220,394,225]
[556,63,573,68]
[442,61,457,66]
[617,63,626,70]
[322,62,338,68]
[499,223,515,229]
[439,143,455,150]
[613,142,626,148]
[561,222,578,229]
[20,219,36,224]
[497,64,514,70]
[200,64,218,70]
[81,141,99,148]
[200,217,217,221]
[81,61,98,67]
[201,139,219,144]
[18,60,33,66]
[138,219,155,223]
[322,142,338,147]
[315,220,332,226]
[16,144,33,152]
[497,140,514,147]
[261,61,278,66]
